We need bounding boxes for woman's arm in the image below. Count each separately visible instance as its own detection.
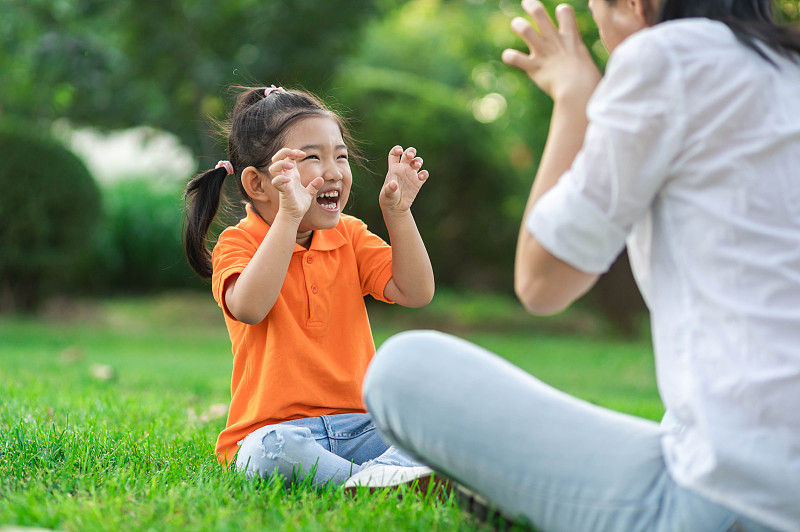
[380,146,435,308]
[503,1,602,314]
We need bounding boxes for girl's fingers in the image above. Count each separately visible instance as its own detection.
[412,157,423,170]
[418,170,429,182]
[268,158,294,177]
[388,145,404,167]
[271,175,290,188]
[381,179,399,200]
[271,148,305,163]
[306,176,324,195]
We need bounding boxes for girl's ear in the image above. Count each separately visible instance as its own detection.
[241,166,270,200]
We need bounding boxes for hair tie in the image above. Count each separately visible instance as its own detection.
[264,85,286,97]
[215,160,234,175]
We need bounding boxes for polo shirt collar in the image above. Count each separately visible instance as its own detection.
[241,204,347,252]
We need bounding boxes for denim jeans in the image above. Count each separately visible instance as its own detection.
[235,412,421,486]
[363,330,780,532]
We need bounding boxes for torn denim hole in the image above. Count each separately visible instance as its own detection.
[261,427,299,465]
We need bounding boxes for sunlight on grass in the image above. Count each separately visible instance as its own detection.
[0,292,660,532]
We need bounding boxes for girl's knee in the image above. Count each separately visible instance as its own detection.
[236,424,315,481]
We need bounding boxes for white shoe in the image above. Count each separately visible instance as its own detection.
[344,464,434,490]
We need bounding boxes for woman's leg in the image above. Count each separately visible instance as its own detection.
[363,330,745,532]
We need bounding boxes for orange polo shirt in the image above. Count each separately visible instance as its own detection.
[211,206,394,465]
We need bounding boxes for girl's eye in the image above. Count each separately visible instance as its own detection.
[303,155,319,161]
[338,154,348,160]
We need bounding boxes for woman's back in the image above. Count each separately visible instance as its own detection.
[594,18,800,527]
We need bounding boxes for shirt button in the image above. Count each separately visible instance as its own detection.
[306,256,313,263]
[311,285,318,294]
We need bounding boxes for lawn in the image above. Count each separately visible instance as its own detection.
[0,292,662,531]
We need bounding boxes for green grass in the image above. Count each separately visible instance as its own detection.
[0,292,662,531]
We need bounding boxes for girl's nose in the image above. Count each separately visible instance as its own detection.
[322,164,343,181]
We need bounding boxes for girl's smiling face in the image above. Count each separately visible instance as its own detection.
[260,115,353,239]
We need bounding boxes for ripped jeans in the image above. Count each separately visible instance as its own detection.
[235,413,421,486]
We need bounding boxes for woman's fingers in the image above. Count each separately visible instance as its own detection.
[555,4,581,47]
[523,0,560,44]
[502,48,535,71]
[510,16,544,53]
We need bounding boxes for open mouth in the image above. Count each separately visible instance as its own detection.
[316,190,340,212]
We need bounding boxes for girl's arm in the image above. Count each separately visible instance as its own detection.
[502,1,603,314]
[224,149,323,324]
[380,146,435,308]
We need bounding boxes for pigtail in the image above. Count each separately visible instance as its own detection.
[183,166,230,279]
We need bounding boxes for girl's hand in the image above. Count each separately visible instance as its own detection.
[380,146,430,214]
[268,148,324,222]
[501,0,601,103]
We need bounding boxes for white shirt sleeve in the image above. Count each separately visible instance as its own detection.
[527,31,686,274]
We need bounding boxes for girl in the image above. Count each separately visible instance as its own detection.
[362,1,800,531]
[183,85,435,487]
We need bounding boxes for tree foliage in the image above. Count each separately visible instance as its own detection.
[0,0,388,156]
[0,123,101,312]
[329,0,600,289]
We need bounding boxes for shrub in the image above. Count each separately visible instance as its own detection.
[89,177,205,293]
[0,124,101,312]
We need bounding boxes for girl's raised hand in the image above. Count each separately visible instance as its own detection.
[501,0,600,103]
[269,148,324,222]
[380,145,430,214]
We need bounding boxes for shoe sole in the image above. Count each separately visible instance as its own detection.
[343,471,451,499]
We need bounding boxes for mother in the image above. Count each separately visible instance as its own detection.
[362,0,800,530]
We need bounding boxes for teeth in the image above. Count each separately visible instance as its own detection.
[319,191,339,198]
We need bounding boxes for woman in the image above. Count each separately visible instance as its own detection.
[361,0,800,530]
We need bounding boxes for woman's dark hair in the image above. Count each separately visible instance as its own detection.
[647,0,800,61]
[183,86,354,279]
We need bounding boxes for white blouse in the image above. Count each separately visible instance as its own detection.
[527,18,800,532]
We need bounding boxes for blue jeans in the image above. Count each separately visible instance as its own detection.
[235,412,420,486]
[363,330,779,532]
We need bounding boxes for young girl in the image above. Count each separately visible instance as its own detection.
[183,85,435,487]
[362,0,800,531]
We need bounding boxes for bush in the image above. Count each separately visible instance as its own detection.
[88,177,205,294]
[0,124,101,312]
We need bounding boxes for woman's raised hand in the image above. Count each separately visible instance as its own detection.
[269,148,324,222]
[380,145,430,214]
[502,0,601,103]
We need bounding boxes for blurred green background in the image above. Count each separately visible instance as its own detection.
[2,0,798,330]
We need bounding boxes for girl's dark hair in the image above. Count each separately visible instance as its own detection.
[646,0,800,61]
[183,86,353,279]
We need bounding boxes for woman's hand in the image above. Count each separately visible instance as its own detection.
[380,145,430,214]
[502,0,601,103]
[268,148,324,222]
